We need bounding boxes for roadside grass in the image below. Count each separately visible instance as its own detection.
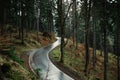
[0,54,39,80]
[50,47,61,62]
[50,40,118,80]
[0,31,55,80]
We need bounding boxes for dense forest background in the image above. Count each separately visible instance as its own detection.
[0,0,120,80]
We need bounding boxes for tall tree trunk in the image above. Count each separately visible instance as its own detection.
[100,34,103,56]
[37,16,39,41]
[3,9,6,24]
[117,3,120,80]
[21,1,25,44]
[116,26,120,80]
[19,16,21,39]
[72,0,75,46]
[74,0,78,49]
[84,0,91,75]
[37,1,40,41]
[1,24,3,35]
[19,0,21,39]
[92,5,96,68]
[84,0,89,74]
[48,0,53,33]
[58,0,64,63]
[21,20,24,44]
[103,1,108,80]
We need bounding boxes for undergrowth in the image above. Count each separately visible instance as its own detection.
[50,43,118,80]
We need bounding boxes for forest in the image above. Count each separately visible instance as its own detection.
[0,0,120,80]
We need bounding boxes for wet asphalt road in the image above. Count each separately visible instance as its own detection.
[29,37,74,80]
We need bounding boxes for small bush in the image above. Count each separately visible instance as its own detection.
[35,68,41,76]
[1,63,11,74]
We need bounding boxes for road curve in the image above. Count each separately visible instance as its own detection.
[29,37,74,80]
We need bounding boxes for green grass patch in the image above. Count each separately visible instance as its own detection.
[50,45,118,80]
[50,47,61,61]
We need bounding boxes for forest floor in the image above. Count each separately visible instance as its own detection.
[0,30,118,80]
[50,39,118,80]
[0,31,55,80]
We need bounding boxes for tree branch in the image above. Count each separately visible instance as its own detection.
[64,1,74,20]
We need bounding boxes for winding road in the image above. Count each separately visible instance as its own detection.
[29,37,74,80]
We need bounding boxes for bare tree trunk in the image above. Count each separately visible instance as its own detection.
[3,9,6,24]
[117,3,120,80]
[37,16,39,41]
[84,0,91,75]
[84,0,89,75]
[116,27,120,80]
[100,25,104,56]
[21,1,25,44]
[57,0,65,63]
[74,0,78,49]
[48,0,53,33]
[93,13,96,68]
[72,0,75,46]
[19,0,21,39]
[21,21,24,44]
[92,2,96,68]
[103,1,108,80]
